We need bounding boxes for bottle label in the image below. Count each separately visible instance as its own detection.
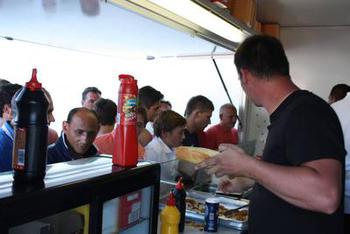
[12,127,26,170]
[119,94,137,125]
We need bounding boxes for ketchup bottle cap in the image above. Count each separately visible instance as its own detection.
[175,177,184,190]
[25,68,42,91]
[167,192,176,206]
[119,74,134,81]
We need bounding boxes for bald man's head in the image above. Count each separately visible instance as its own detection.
[219,103,237,129]
[63,108,99,155]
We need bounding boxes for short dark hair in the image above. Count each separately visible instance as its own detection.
[1,83,22,115]
[154,110,186,137]
[92,98,117,125]
[0,91,10,116]
[1,83,22,100]
[138,86,164,109]
[0,79,10,88]
[184,95,214,117]
[82,87,101,101]
[329,84,350,103]
[66,107,98,123]
[234,35,290,79]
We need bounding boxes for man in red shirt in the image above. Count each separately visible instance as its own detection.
[205,103,239,150]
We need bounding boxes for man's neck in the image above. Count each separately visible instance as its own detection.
[98,125,114,136]
[186,121,197,133]
[260,77,299,114]
[219,122,232,131]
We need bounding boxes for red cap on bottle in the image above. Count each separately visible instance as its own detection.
[176,177,184,190]
[167,192,176,206]
[119,74,134,81]
[25,68,42,91]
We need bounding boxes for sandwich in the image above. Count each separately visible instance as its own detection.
[175,146,219,164]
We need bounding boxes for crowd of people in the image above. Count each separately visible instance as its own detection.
[0,35,349,233]
[0,76,240,172]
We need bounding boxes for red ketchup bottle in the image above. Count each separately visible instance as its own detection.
[113,74,138,167]
[12,68,49,182]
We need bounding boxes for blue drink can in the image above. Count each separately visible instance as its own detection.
[204,197,219,232]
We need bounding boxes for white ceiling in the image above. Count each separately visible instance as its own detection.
[3,0,349,59]
[257,0,350,27]
[0,0,231,59]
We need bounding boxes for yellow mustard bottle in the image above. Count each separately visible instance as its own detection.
[160,192,180,234]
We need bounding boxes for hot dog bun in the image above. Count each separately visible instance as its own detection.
[175,146,219,164]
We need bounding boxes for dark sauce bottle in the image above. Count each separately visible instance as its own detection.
[12,68,49,182]
[173,177,187,232]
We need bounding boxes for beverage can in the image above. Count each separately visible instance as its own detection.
[204,197,219,232]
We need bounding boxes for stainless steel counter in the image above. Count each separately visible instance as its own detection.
[183,220,246,234]
[157,217,246,234]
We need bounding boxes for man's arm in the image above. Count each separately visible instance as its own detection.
[197,144,342,214]
[245,157,342,214]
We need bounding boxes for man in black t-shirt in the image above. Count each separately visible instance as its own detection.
[197,35,346,234]
[182,95,214,147]
[179,95,214,186]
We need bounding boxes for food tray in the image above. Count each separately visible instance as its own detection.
[185,191,249,230]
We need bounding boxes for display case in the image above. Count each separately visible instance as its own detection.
[0,156,160,234]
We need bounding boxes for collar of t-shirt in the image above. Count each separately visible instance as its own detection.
[183,128,199,147]
[270,90,306,122]
[154,137,173,154]
[1,121,14,141]
[62,133,97,159]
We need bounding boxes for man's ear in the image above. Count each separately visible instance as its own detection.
[187,109,199,120]
[161,130,170,140]
[161,130,167,137]
[219,113,223,120]
[240,68,250,85]
[3,104,11,116]
[192,109,200,117]
[62,121,69,134]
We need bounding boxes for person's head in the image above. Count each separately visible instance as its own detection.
[159,100,172,112]
[235,35,290,80]
[0,79,10,88]
[136,106,148,136]
[81,87,101,109]
[138,86,164,122]
[92,98,117,126]
[0,90,11,120]
[2,83,22,121]
[154,110,186,148]
[328,84,350,104]
[235,35,290,106]
[219,103,237,129]
[11,88,56,126]
[136,106,152,146]
[63,107,99,155]
[43,88,55,124]
[185,95,214,132]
